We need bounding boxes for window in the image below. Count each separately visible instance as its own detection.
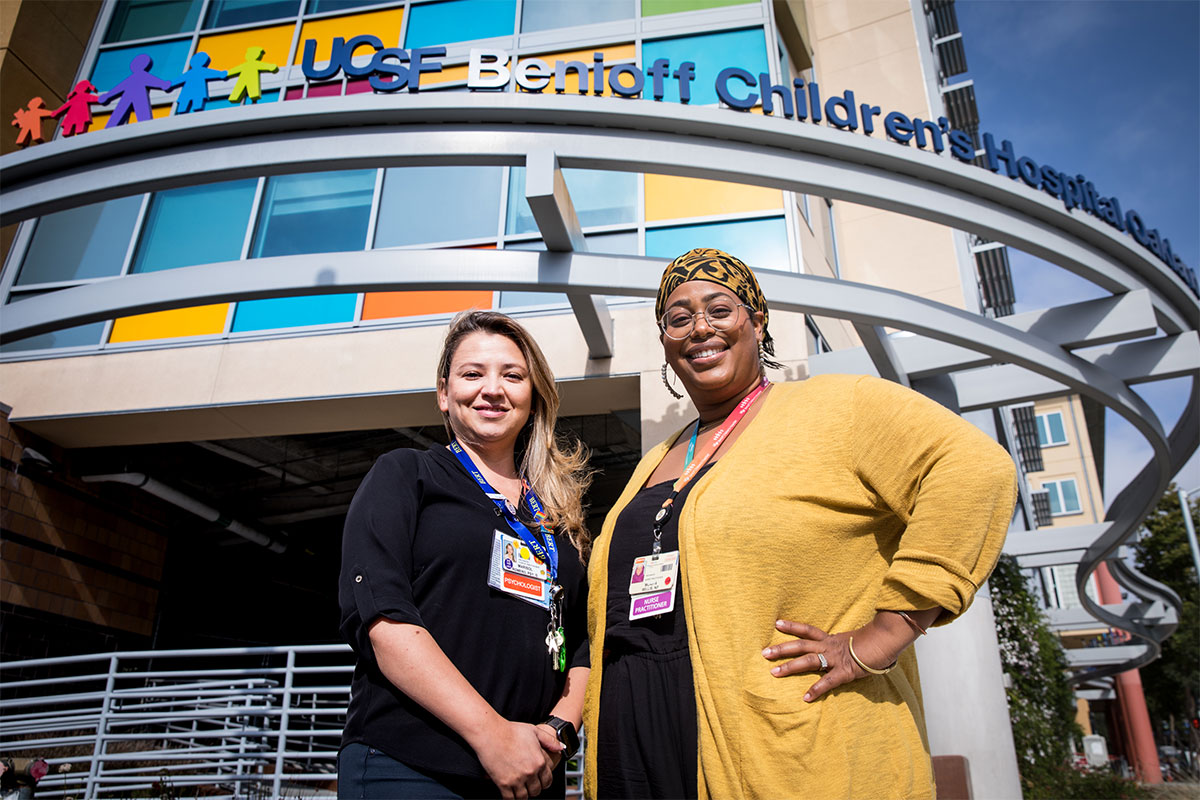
[798,193,811,226]
[520,0,635,33]
[642,27,767,105]
[204,0,300,29]
[307,0,393,12]
[16,197,145,286]
[1036,411,1067,446]
[498,231,638,309]
[104,0,201,43]
[506,168,637,235]
[1042,479,1082,516]
[0,292,108,353]
[251,170,376,258]
[404,0,517,49]
[642,0,756,15]
[132,180,258,273]
[645,217,789,271]
[375,167,503,247]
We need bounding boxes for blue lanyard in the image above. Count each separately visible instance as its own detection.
[448,440,559,583]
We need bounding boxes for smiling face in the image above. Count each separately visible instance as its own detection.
[437,332,533,452]
[661,280,764,410]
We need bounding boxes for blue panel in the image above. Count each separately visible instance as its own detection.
[105,0,201,43]
[506,168,637,235]
[90,39,192,95]
[646,217,788,270]
[16,196,145,285]
[231,294,359,332]
[404,0,516,48]
[0,292,106,352]
[132,179,258,273]
[205,0,300,28]
[203,89,280,109]
[642,27,768,106]
[376,167,503,247]
[252,170,377,257]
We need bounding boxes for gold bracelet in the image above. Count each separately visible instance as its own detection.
[848,636,896,675]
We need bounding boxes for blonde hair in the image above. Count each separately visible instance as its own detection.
[436,311,594,562]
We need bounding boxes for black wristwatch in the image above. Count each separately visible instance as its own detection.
[541,715,579,759]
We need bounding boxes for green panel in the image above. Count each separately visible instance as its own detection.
[642,0,755,17]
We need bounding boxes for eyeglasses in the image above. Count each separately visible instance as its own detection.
[658,300,753,340]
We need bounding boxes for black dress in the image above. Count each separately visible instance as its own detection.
[596,464,712,800]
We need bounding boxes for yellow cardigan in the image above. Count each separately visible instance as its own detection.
[582,374,1018,800]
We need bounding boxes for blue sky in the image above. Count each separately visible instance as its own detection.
[955,0,1200,501]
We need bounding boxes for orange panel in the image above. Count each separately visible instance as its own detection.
[197,23,296,74]
[362,290,493,319]
[363,243,494,320]
[645,173,782,222]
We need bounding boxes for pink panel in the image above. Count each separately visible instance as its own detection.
[306,81,343,98]
[346,78,374,95]
[284,86,306,101]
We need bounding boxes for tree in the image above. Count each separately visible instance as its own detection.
[1133,484,1200,778]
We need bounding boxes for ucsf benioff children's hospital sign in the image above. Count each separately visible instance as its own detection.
[13,31,1195,299]
[307,40,1196,295]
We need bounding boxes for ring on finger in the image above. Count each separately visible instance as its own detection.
[817,652,829,671]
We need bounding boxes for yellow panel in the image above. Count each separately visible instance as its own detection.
[109,304,230,343]
[90,103,171,130]
[645,174,782,222]
[517,44,636,97]
[421,62,470,88]
[197,23,296,74]
[292,7,406,65]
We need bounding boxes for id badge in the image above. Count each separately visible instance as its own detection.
[628,550,679,620]
[487,529,550,608]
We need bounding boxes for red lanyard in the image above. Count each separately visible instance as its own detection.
[651,378,770,552]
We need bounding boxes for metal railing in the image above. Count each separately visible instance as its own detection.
[0,644,583,799]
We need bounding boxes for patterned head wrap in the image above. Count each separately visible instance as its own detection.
[655,248,780,365]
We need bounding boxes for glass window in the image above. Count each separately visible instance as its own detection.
[131,180,258,273]
[498,231,638,309]
[824,198,840,278]
[0,292,107,353]
[1043,479,1082,516]
[231,294,358,332]
[375,167,503,247]
[646,217,788,271]
[15,196,144,286]
[520,0,634,33]
[104,0,201,43]
[404,0,516,49]
[307,0,393,12]
[506,168,637,235]
[642,27,767,105]
[1036,411,1067,446]
[204,0,301,28]
[251,170,377,257]
[90,39,193,95]
[642,0,755,16]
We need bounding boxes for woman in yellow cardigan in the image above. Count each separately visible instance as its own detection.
[583,248,1018,800]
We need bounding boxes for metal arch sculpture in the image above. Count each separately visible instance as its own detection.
[0,94,1197,675]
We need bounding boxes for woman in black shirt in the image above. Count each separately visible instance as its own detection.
[339,311,592,799]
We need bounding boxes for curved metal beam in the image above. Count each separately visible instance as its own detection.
[1,94,1194,332]
[0,248,1171,471]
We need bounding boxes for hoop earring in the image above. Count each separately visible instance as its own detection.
[661,363,684,399]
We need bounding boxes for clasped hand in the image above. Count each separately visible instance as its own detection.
[475,719,563,799]
[761,618,903,702]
